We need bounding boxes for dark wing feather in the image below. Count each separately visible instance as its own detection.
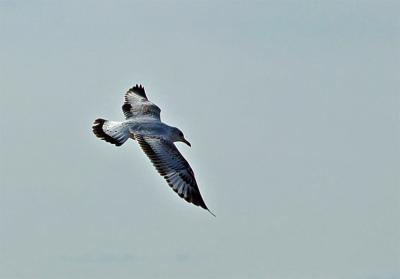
[128,84,147,99]
[136,135,212,214]
[122,84,161,120]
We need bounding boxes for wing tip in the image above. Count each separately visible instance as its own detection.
[127,84,146,98]
[185,190,215,216]
[207,209,216,217]
[197,200,216,217]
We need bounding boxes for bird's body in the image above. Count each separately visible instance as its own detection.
[92,84,214,216]
[127,119,173,138]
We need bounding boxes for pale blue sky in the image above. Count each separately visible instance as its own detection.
[0,1,399,279]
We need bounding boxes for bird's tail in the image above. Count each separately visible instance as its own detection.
[92,118,130,146]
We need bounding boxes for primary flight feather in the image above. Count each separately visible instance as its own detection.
[92,84,214,216]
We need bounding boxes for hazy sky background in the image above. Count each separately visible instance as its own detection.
[1,1,399,279]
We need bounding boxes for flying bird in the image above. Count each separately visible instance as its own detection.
[92,84,214,216]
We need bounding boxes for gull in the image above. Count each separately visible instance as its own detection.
[92,84,215,216]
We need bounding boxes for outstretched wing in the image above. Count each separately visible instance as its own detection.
[135,135,213,215]
[122,84,161,120]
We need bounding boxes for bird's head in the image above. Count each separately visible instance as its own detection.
[170,127,191,147]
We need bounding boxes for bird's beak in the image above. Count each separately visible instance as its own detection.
[182,138,191,147]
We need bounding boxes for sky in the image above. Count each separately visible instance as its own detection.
[0,1,399,279]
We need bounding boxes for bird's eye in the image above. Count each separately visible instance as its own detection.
[179,132,183,137]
